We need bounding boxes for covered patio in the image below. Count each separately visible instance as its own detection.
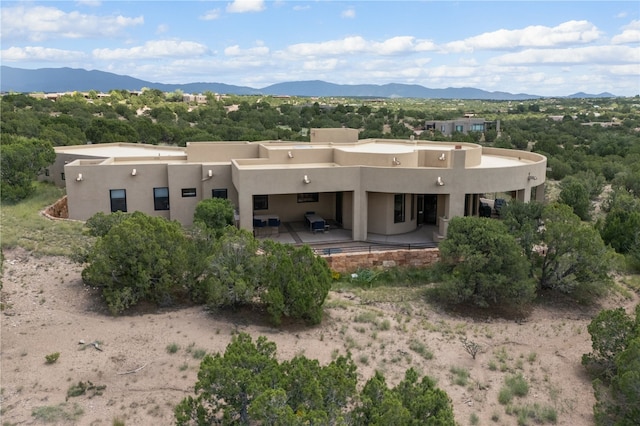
[253,220,438,254]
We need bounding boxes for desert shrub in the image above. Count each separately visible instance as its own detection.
[82,212,203,314]
[409,339,434,360]
[85,211,130,237]
[32,403,84,423]
[193,197,235,234]
[45,352,60,364]
[436,216,536,309]
[260,241,332,326]
[450,366,470,386]
[505,373,529,397]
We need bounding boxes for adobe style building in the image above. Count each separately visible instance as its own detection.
[424,117,499,136]
[46,128,546,241]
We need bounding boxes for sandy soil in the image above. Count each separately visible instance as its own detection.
[1,247,636,425]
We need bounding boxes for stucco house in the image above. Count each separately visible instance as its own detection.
[46,128,546,241]
[424,117,499,136]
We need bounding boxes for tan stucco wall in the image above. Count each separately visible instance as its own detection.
[311,128,359,143]
[65,161,170,221]
[186,142,258,162]
[367,192,417,235]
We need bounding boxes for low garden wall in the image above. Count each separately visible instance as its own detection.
[321,248,440,273]
[43,196,69,219]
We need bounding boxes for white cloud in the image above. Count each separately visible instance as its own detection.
[341,8,356,19]
[302,59,339,71]
[293,5,310,11]
[612,20,640,44]
[286,35,436,57]
[490,45,640,65]
[377,36,418,55]
[200,9,221,21]
[93,40,210,60]
[1,46,86,61]
[226,0,265,13]
[616,11,628,19]
[156,24,169,35]
[224,44,270,57]
[426,66,478,79]
[76,0,101,7]
[444,20,601,53]
[605,63,640,76]
[1,5,143,42]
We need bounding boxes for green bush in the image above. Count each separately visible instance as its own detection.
[498,387,513,405]
[45,352,60,364]
[81,212,202,314]
[505,373,529,397]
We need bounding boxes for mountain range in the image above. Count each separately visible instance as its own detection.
[0,66,617,100]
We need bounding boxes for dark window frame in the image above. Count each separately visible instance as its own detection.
[182,188,197,197]
[110,189,127,213]
[153,187,170,211]
[212,188,228,199]
[297,192,319,203]
[394,193,405,223]
[253,194,268,210]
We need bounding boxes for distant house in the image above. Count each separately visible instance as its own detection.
[424,117,499,136]
[182,93,208,104]
[45,128,546,242]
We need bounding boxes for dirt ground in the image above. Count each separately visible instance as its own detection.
[1,247,637,425]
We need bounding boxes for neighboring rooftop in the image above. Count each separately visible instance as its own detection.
[55,143,184,158]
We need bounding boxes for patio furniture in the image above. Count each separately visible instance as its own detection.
[254,215,280,237]
[494,198,506,216]
[305,213,326,233]
[268,217,281,236]
[479,202,492,217]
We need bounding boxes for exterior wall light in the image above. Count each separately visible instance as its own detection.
[439,153,446,161]
[202,169,214,181]
[437,176,444,186]
[528,173,537,181]
[76,173,83,181]
[392,157,401,165]
[288,151,294,158]
[303,175,310,184]
[131,168,137,176]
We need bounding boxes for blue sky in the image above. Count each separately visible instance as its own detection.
[2,1,639,96]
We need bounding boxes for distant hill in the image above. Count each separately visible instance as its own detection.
[565,91,616,99]
[0,66,618,100]
[0,66,260,95]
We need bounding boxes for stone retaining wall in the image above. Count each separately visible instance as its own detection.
[43,196,69,219]
[322,248,440,273]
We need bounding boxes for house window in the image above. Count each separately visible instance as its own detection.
[394,194,405,223]
[253,195,268,210]
[44,169,50,177]
[212,189,228,199]
[110,189,127,212]
[182,188,197,197]
[153,187,169,210]
[61,172,65,181]
[297,193,319,203]
[455,125,464,132]
[471,124,485,132]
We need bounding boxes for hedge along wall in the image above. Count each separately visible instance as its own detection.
[321,248,440,274]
